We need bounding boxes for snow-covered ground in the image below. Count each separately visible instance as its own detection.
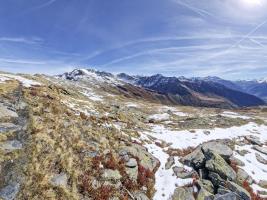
[0,73,41,87]
[148,113,170,121]
[140,121,267,199]
[221,111,251,119]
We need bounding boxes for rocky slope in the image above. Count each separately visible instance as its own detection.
[117,73,265,108]
[0,71,267,200]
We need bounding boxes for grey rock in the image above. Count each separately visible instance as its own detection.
[255,153,267,164]
[217,186,231,195]
[0,104,18,119]
[196,188,214,200]
[202,141,233,160]
[172,167,197,179]
[208,172,226,187]
[0,123,20,133]
[180,147,205,169]
[214,193,237,200]
[126,158,137,168]
[205,150,236,181]
[253,145,267,156]
[101,169,122,182]
[165,156,175,170]
[0,140,23,152]
[245,135,263,146]
[0,183,20,200]
[51,173,68,187]
[226,181,251,200]
[125,166,138,181]
[236,168,253,185]
[172,187,195,200]
[120,144,159,171]
[229,156,245,167]
[197,179,214,194]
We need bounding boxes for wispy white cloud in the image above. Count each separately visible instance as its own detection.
[0,37,43,44]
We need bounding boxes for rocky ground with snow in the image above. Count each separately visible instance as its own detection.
[0,71,267,200]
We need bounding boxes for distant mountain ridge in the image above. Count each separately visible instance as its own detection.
[56,69,265,108]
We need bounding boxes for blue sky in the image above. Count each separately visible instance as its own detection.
[1,0,267,79]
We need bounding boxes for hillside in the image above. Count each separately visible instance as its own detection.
[0,71,267,200]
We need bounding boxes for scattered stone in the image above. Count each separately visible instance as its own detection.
[255,153,267,164]
[0,140,23,152]
[253,145,267,156]
[236,149,249,156]
[165,156,175,170]
[203,131,210,135]
[125,166,138,181]
[0,183,20,200]
[229,156,245,167]
[125,158,137,168]
[172,167,196,179]
[245,135,263,146]
[120,144,159,171]
[205,150,236,181]
[172,187,195,200]
[225,181,251,200]
[259,180,267,189]
[50,173,68,187]
[0,123,20,133]
[236,168,253,185]
[101,169,122,182]
[202,141,233,160]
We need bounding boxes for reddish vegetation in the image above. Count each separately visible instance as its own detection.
[166,147,195,157]
[243,181,267,200]
[137,164,154,186]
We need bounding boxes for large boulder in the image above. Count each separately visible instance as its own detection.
[202,141,233,160]
[225,181,251,200]
[208,172,226,187]
[172,187,195,200]
[119,144,159,171]
[205,150,236,181]
[165,156,175,170]
[197,179,214,194]
[0,182,20,200]
[196,188,214,200]
[180,147,205,169]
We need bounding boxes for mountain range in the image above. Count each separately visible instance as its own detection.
[58,69,266,108]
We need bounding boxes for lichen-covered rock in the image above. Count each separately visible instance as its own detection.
[236,168,253,185]
[165,156,175,170]
[255,153,267,165]
[172,187,195,200]
[208,172,226,187]
[180,147,205,169]
[125,158,138,168]
[101,169,122,182]
[120,144,159,171]
[229,156,245,167]
[0,103,18,119]
[197,179,214,194]
[245,135,263,146]
[202,141,233,160]
[125,166,138,181]
[196,188,214,200]
[0,140,22,152]
[172,167,197,179]
[225,181,251,200]
[205,150,236,181]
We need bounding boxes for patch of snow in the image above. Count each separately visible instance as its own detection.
[125,103,138,108]
[0,76,11,83]
[0,73,41,87]
[149,113,170,121]
[80,90,103,102]
[221,111,250,119]
[145,143,193,200]
[173,111,188,117]
[234,145,267,191]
